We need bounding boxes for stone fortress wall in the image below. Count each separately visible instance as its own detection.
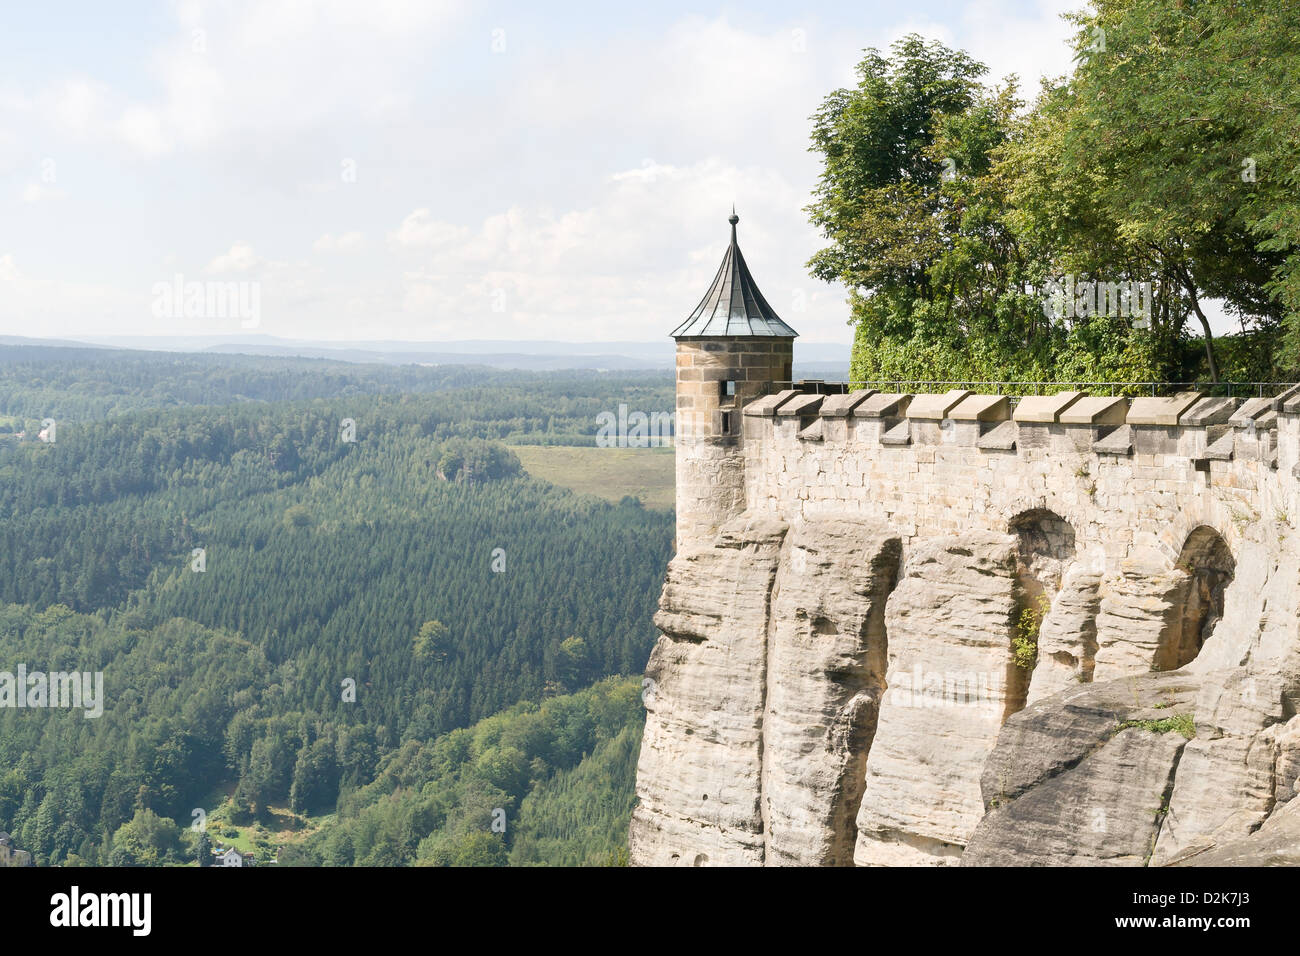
[742,385,1298,584]
[632,381,1300,867]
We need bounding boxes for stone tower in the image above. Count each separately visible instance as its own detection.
[670,210,797,549]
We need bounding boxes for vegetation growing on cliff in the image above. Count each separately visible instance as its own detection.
[1013,592,1051,669]
[1117,713,1196,740]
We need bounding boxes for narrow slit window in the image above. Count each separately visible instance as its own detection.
[720,411,732,434]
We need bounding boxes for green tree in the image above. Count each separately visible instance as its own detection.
[108,809,185,867]
[413,620,451,664]
[554,636,590,693]
[290,738,341,814]
[810,15,1300,387]
[1003,0,1299,380]
[806,36,1066,386]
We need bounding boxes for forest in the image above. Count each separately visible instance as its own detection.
[0,346,673,866]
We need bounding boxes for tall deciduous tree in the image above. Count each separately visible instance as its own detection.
[807,36,1082,386]
[811,10,1299,386]
[1010,0,1299,380]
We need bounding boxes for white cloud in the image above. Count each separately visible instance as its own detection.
[205,242,261,274]
[117,0,463,156]
[389,210,467,249]
[117,106,173,157]
[883,0,1078,94]
[0,2,1086,342]
[0,260,144,337]
[313,232,366,254]
[51,79,108,137]
[20,183,66,203]
[384,157,839,341]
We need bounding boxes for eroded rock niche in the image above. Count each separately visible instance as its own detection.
[1009,509,1077,714]
[1161,526,1235,672]
[1010,509,1076,596]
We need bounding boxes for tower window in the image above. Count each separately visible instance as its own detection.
[721,411,732,434]
[720,380,736,400]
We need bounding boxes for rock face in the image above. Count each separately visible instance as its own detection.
[634,511,1300,866]
[963,673,1197,866]
[629,515,787,866]
[1150,544,1300,865]
[853,532,1022,866]
[1025,567,1101,703]
[1092,558,1191,681]
[1169,796,1300,866]
[964,542,1300,868]
[762,519,901,865]
[630,514,902,866]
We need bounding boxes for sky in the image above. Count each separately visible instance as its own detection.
[0,0,1086,345]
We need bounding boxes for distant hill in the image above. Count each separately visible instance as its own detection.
[0,334,849,377]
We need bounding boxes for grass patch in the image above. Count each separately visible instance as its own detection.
[513,445,675,510]
[203,798,328,865]
[1116,712,1196,739]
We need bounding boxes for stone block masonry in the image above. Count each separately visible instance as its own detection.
[673,337,793,551]
[633,385,1300,866]
[743,391,1297,570]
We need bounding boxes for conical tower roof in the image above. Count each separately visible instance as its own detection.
[670,210,798,338]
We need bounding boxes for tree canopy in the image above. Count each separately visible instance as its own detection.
[809,6,1300,389]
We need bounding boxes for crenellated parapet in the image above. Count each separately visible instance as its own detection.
[747,384,1298,465]
[741,384,1300,568]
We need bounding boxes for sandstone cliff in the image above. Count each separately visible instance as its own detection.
[853,532,1020,866]
[632,510,1299,867]
[965,536,1300,867]
[629,516,786,866]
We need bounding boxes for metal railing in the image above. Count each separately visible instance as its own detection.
[768,380,1298,402]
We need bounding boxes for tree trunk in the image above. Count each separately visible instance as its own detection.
[1179,268,1220,384]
